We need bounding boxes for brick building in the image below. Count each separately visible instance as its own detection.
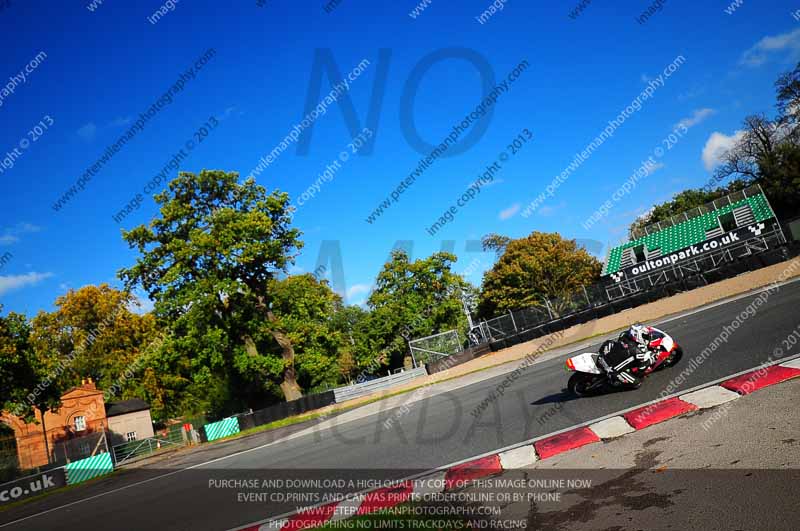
[2,379,114,469]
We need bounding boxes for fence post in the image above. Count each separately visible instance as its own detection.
[408,341,417,369]
[508,310,518,333]
[545,300,554,320]
[482,321,493,342]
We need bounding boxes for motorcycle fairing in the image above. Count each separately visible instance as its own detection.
[568,353,603,374]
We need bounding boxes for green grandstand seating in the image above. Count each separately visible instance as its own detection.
[603,193,774,275]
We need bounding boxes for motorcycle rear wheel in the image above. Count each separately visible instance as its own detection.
[568,373,601,397]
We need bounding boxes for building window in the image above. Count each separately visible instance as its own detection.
[74,416,86,431]
[126,432,137,442]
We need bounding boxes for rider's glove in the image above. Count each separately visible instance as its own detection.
[636,348,655,365]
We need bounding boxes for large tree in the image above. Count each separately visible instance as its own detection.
[28,284,159,396]
[709,64,800,219]
[264,274,350,394]
[329,304,372,380]
[632,64,800,237]
[0,310,34,411]
[481,233,512,257]
[0,310,63,464]
[366,251,474,369]
[478,232,601,317]
[710,115,800,219]
[775,61,800,130]
[119,170,306,405]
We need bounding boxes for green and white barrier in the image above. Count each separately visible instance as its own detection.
[64,452,114,485]
[203,417,240,442]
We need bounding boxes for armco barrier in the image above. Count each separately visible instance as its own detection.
[203,417,241,442]
[332,367,428,403]
[64,452,114,485]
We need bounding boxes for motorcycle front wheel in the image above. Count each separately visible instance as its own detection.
[568,373,602,397]
[657,346,684,370]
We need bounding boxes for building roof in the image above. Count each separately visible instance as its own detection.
[62,378,103,399]
[105,399,150,418]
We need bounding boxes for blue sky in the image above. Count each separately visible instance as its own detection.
[1,0,798,315]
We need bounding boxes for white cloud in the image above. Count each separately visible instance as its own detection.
[0,272,53,295]
[77,118,132,141]
[16,222,39,232]
[675,108,715,130]
[740,27,800,67]
[0,222,41,246]
[77,122,97,141]
[702,130,745,170]
[347,284,371,301]
[218,106,240,121]
[678,86,706,102]
[538,201,566,217]
[498,203,520,220]
[110,117,132,127]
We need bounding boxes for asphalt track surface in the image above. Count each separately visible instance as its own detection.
[2,281,799,531]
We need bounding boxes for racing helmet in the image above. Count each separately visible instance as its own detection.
[628,323,649,344]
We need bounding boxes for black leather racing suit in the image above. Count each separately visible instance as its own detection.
[597,338,649,387]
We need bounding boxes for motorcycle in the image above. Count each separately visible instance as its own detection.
[565,328,683,397]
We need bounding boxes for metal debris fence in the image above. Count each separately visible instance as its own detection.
[409,234,796,356]
[112,430,187,467]
[408,329,463,366]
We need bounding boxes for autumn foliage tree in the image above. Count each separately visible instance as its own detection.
[28,284,159,396]
[478,232,601,317]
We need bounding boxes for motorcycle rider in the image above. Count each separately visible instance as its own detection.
[597,338,643,387]
[597,324,664,388]
[624,323,659,366]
